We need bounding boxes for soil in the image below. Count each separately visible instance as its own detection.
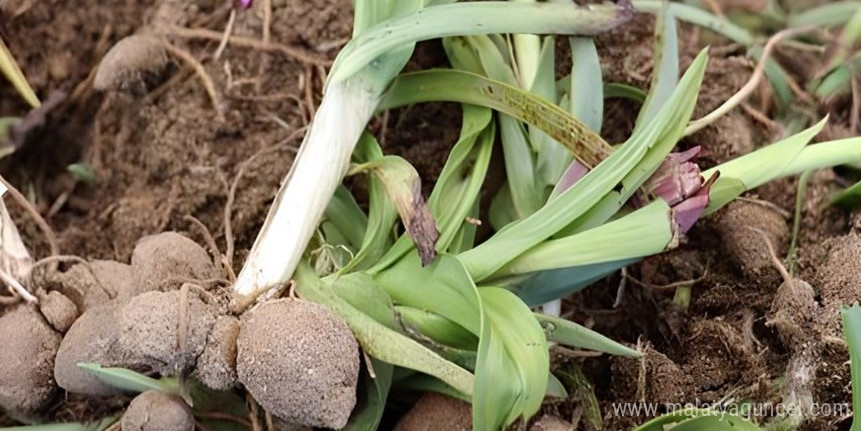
[0,0,859,430]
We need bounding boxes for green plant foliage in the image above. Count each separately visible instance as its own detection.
[76,363,181,396]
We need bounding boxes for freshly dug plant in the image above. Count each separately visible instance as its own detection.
[236,298,360,429]
[0,305,61,418]
[93,34,170,92]
[122,390,194,431]
[394,393,472,431]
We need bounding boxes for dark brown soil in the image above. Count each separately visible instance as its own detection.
[0,0,859,430]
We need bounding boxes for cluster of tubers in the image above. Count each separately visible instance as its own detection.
[0,232,360,429]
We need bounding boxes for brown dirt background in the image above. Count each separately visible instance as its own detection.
[1,0,859,430]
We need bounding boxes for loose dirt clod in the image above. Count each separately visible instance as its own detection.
[39,290,79,333]
[118,290,216,376]
[121,390,194,431]
[393,393,472,431]
[53,304,125,396]
[129,232,219,297]
[816,233,861,335]
[93,34,170,92]
[0,305,62,417]
[714,201,789,282]
[236,298,359,429]
[194,315,239,390]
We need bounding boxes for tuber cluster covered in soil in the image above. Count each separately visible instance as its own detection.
[237,298,360,429]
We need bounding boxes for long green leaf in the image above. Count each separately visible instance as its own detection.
[381,69,613,168]
[536,313,639,357]
[332,1,632,82]
[632,0,754,45]
[459,50,708,281]
[76,363,181,395]
[636,2,679,127]
[0,36,40,108]
[343,359,393,431]
[295,262,475,396]
[496,200,673,277]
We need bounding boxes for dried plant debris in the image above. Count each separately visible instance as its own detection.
[236,298,360,429]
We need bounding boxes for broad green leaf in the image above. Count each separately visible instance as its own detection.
[507,259,637,306]
[536,313,639,356]
[395,305,478,350]
[76,363,180,395]
[703,118,827,214]
[397,374,471,402]
[604,82,647,102]
[568,37,604,132]
[831,179,861,209]
[842,305,861,431]
[532,36,573,185]
[295,262,475,396]
[474,287,549,429]
[331,272,398,329]
[459,49,707,281]
[496,200,673,277]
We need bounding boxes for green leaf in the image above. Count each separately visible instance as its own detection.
[76,363,181,395]
[535,313,640,357]
[343,359,393,431]
[632,0,754,45]
[332,1,632,82]
[325,185,368,251]
[381,69,613,168]
[604,82,647,102]
[830,179,861,209]
[495,200,673,277]
[636,2,679,127]
[506,258,637,305]
[395,305,478,350]
[568,37,604,132]
[474,287,549,429]
[295,262,475,396]
[842,305,861,431]
[459,49,708,281]
[532,36,574,186]
[634,410,763,431]
[0,35,40,108]
[397,374,471,403]
[787,1,861,28]
[703,118,827,214]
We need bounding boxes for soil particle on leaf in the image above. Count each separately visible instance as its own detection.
[121,390,194,431]
[194,315,239,391]
[118,290,217,376]
[713,201,789,284]
[129,232,219,297]
[236,298,359,429]
[54,303,126,396]
[93,34,170,92]
[39,290,79,334]
[393,393,472,431]
[0,305,62,417]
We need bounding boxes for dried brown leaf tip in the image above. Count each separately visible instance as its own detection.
[405,178,439,266]
[372,157,440,266]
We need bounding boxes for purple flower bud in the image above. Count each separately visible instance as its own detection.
[672,172,718,234]
[237,0,253,9]
[649,146,702,206]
